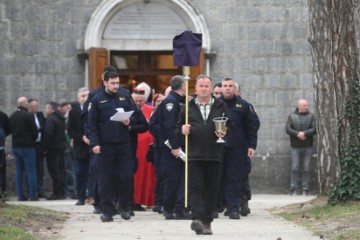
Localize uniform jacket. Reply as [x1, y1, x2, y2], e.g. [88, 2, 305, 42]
[68, 104, 89, 160]
[177, 97, 230, 162]
[9, 106, 38, 148]
[42, 111, 66, 151]
[149, 107, 160, 147]
[157, 91, 185, 149]
[286, 108, 316, 148]
[87, 88, 137, 147]
[222, 96, 258, 150]
[0, 110, 10, 147]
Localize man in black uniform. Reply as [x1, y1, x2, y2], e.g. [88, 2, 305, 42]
[221, 78, 258, 219]
[157, 75, 188, 219]
[87, 70, 137, 222]
[179, 75, 230, 235]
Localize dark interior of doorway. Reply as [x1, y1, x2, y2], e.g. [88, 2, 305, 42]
[110, 50, 182, 101]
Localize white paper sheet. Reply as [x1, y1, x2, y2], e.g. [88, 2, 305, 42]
[110, 109, 134, 121]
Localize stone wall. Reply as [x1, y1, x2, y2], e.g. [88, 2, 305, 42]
[0, 0, 318, 194]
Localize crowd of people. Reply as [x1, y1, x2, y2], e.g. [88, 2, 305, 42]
[0, 64, 317, 235]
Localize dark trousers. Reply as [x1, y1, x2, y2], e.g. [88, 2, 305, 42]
[0, 149, 6, 193]
[189, 161, 222, 224]
[223, 147, 246, 212]
[241, 157, 252, 200]
[96, 143, 134, 216]
[90, 153, 101, 210]
[34, 143, 44, 194]
[153, 147, 164, 206]
[64, 150, 76, 197]
[46, 149, 65, 196]
[161, 148, 185, 213]
[75, 158, 90, 201]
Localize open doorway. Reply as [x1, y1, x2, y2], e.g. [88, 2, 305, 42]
[110, 51, 182, 96]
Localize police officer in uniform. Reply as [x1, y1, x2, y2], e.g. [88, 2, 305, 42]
[220, 78, 258, 219]
[157, 75, 188, 219]
[87, 70, 137, 222]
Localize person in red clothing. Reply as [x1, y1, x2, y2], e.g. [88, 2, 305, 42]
[132, 87, 156, 210]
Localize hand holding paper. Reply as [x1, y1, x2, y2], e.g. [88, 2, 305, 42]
[110, 108, 134, 121]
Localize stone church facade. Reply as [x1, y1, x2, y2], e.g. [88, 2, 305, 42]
[0, 0, 317, 193]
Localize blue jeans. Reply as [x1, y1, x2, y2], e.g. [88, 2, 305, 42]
[0, 149, 6, 193]
[74, 158, 90, 201]
[290, 147, 313, 191]
[12, 148, 37, 199]
[35, 143, 44, 194]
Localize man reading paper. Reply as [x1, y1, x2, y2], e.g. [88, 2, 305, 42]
[87, 70, 138, 222]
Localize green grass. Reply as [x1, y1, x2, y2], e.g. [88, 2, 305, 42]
[0, 226, 36, 240]
[273, 196, 360, 240]
[0, 202, 68, 240]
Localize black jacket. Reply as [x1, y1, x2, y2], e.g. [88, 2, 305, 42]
[177, 97, 230, 162]
[68, 104, 89, 160]
[87, 88, 137, 147]
[43, 111, 66, 151]
[286, 109, 316, 148]
[0, 110, 10, 147]
[9, 106, 38, 148]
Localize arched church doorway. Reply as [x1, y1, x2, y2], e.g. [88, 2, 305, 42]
[85, 0, 210, 96]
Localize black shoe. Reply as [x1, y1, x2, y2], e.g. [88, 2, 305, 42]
[212, 212, 219, 219]
[203, 223, 213, 235]
[133, 204, 146, 211]
[100, 214, 113, 222]
[75, 200, 85, 205]
[174, 211, 191, 220]
[152, 205, 164, 213]
[240, 198, 250, 216]
[18, 197, 28, 201]
[224, 210, 229, 216]
[120, 211, 131, 220]
[164, 211, 174, 220]
[190, 219, 205, 235]
[29, 197, 39, 201]
[46, 194, 62, 200]
[129, 210, 135, 216]
[37, 193, 46, 198]
[229, 212, 240, 219]
[93, 208, 102, 214]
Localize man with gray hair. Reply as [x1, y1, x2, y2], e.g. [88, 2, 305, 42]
[157, 75, 189, 219]
[68, 87, 91, 205]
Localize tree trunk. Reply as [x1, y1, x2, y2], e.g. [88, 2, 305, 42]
[308, 0, 357, 195]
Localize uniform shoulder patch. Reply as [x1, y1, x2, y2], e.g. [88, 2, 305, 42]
[236, 103, 242, 108]
[166, 103, 174, 111]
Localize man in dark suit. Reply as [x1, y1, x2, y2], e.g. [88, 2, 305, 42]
[0, 110, 10, 194]
[43, 101, 67, 200]
[28, 99, 46, 198]
[68, 87, 90, 205]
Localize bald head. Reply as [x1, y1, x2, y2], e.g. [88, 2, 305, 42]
[17, 96, 28, 109]
[297, 99, 309, 113]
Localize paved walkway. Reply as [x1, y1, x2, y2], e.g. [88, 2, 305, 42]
[9, 194, 320, 240]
